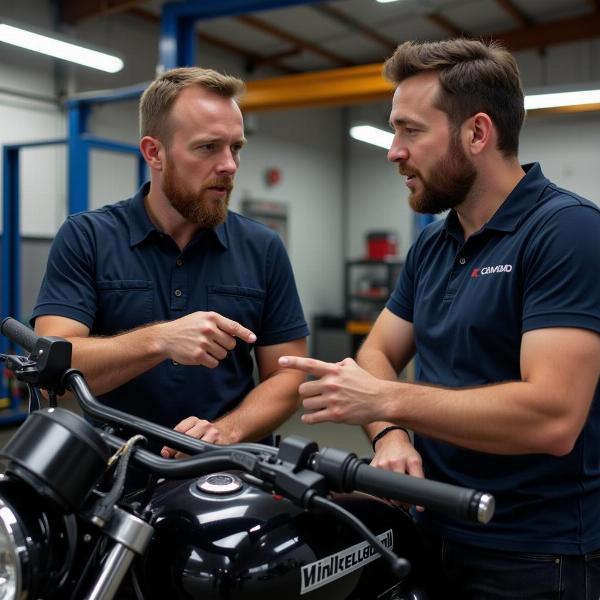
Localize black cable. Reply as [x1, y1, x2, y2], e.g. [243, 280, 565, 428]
[310, 495, 411, 578]
[91, 435, 147, 525]
[27, 384, 41, 413]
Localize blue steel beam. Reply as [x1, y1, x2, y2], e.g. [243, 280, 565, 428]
[159, 0, 323, 70]
[1, 147, 20, 340]
[68, 102, 91, 215]
[1, 139, 66, 422]
[83, 136, 140, 155]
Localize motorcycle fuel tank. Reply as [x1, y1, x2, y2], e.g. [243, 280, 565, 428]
[138, 472, 426, 600]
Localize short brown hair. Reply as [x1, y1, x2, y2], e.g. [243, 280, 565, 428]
[139, 67, 246, 144]
[383, 39, 525, 156]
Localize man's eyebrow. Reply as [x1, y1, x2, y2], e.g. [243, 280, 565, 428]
[189, 136, 247, 146]
[389, 117, 425, 128]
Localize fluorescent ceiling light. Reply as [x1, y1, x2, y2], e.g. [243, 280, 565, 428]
[376, 0, 406, 3]
[0, 20, 124, 73]
[524, 89, 600, 110]
[350, 125, 394, 149]
[352, 88, 600, 149]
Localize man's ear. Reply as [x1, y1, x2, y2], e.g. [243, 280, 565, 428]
[465, 112, 493, 156]
[140, 136, 164, 171]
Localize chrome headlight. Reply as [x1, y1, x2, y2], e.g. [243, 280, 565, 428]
[0, 498, 26, 600]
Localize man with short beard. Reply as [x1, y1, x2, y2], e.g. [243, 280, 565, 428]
[279, 39, 600, 598]
[31, 67, 308, 453]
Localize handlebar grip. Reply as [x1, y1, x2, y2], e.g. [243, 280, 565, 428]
[353, 462, 494, 524]
[1, 317, 39, 353]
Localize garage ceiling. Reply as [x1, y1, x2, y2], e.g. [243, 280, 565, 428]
[60, 0, 600, 76]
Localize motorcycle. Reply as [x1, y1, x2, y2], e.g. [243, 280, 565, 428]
[0, 317, 494, 599]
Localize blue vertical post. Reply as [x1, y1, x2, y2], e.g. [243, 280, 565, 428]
[68, 101, 90, 215]
[1, 146, 20, 409]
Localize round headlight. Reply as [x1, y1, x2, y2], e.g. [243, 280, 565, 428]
[0, 499, 26, 600]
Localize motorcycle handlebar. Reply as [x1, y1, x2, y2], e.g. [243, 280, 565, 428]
[354, 462, 493, 523]
[1, 317, 38, 352]
[312, 446, 494, 524]
[1, 318, 495, 525]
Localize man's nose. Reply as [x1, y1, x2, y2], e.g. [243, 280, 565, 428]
[387, 136, 408, 163]
[217, 148, 238, 174]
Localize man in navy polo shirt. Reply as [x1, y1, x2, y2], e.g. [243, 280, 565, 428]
[280, 39, 600, 598]
[32, 67, 308, 452]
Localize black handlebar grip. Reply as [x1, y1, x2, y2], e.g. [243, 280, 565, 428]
[1, 317, 39, 353]
[353, 463, 494, 524]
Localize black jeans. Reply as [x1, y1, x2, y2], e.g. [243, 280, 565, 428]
[419, 529, 600, 599]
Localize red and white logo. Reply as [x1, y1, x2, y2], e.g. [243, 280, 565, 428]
[471, 264, 512, 278]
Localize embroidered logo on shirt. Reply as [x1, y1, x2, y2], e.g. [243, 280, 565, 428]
[471, 264, 513, 278]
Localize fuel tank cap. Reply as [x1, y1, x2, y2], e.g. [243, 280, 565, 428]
[196, 472, 243, 495]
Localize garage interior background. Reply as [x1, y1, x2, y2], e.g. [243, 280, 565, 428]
[1, 0, 600, 453]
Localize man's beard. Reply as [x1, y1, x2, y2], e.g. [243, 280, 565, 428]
[402, 132, 476, 214]
[162, 158, 233, 228]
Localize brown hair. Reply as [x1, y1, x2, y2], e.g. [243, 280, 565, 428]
[383, 39, 524, 156]
[139, 67, 246, 144]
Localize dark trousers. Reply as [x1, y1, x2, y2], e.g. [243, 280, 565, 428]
[419, 528, 600, 599]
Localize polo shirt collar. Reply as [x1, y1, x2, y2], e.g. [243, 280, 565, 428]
[444, 162, 550, 238]
[128, 183, 156, 247]
[127, 182, 229, 249]
[213, 220, 229, 249]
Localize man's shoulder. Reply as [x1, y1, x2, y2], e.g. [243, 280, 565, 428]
[225, 210, 283, 243]
[63, 198, 132, 237]
[539, 183, 600, 215]
[65, 197, 130, 226]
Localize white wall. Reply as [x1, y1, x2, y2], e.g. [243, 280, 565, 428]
[0, 1, 66, 235]
[0, 1, 345, 333]
[346, 42, 600, 259]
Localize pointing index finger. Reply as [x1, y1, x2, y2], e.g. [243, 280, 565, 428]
[278, 356, 339, 377]
[216, 314, 256, 343]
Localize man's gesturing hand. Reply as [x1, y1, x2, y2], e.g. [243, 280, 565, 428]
[278, 356, 387, 425]
[158, 311, 256, 368]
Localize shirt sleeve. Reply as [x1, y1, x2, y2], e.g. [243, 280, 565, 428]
[522, 204, 600, 334]
[30, 217, 98, 329]
[386, 240, 417, 323]
[255, 234, 309, 346]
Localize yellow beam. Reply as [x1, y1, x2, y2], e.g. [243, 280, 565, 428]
[242, 63, 600, 115]
[528, 103, 600, 116]
[242, 63, 394, 112]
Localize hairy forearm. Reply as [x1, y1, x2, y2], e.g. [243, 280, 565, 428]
[380, 379, 578, 456]
[214, 369, 304, 443]
[67, 325, 165, 395]
[357, 345, 408, 440]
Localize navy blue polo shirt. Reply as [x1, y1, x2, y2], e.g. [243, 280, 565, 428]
[32, 183, 308, 430]
[387, 163, 600, 554]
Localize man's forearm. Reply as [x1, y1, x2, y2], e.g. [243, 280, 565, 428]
[379, 379, 582, 456]
[214, 370, 304, 443]
[357, 345, 409, 441]
[67, 324, 165, 395]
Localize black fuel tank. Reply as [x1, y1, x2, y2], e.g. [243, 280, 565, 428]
[138, 472, 427, 600]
